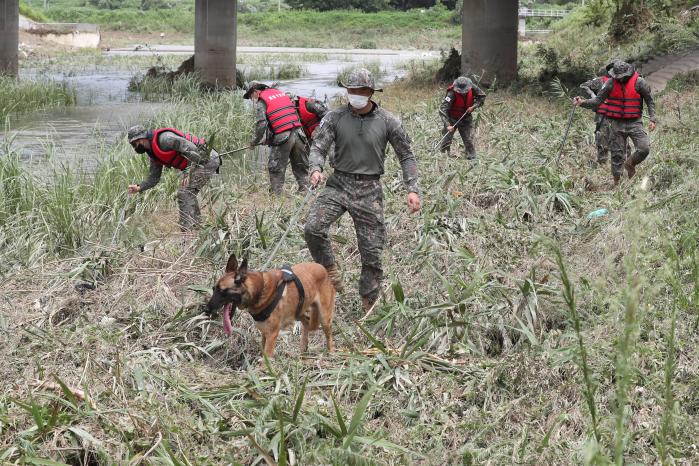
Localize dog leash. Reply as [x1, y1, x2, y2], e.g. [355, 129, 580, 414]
[261, 185, 317, 270]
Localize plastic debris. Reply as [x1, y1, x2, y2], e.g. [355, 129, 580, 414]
[587, 208, 608, 219]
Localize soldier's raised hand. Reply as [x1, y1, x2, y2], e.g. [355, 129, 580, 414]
[649, 121, 657, 132]
[127, 184, 141, 194]
[573, 96, 584, 106]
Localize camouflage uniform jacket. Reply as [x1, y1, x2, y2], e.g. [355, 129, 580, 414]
[439, 84, 486, 126]
[251, 98, 294, 147]
[138, 131, 210, 192]
[309, 102, 419, 194]
[581, 76, 657, 123]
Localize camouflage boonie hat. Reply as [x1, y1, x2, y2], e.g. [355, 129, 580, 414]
[339, 68, 383, 92]
[243, 80, 269, 99]
[127, 125, 148, 144]
[609, 61, 634, 80]
[452, 76, 473, 94]
[605, 59, 620, 72]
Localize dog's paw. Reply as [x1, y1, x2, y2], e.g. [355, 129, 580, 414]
[293, 321, 302, 335]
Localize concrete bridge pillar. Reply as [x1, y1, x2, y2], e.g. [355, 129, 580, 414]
[462, 0, 518, 85]
[0, 0, 19, 76]
[195, 0, 237, 88]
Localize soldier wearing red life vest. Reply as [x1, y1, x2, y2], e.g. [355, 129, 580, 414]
[579, 61, 617, 167]
[126, 125, 220, 231]
[575, 61, 656, 186]
[244, 81, 309, 194]
[438, 76, 486, 159]
[293, 95, 328, 139]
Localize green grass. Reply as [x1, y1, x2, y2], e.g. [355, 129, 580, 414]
[0, 76, 76, 119]
[43, 7, 460, 49]
[19, 1, 50, 22]
[1, 63, 699, 464]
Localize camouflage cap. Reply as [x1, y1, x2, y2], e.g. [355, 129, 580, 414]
[243, 80, 269, 99]
[609, 61, 634, 80]
[127, 125, 148, 143]
[452, 76, 473, 94]
[339, 68, 383, 92]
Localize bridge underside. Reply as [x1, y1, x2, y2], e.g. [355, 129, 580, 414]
[3, 0, 519, 88]
[0, 0, 19, 76]
[462, 0, 519, 86]
[195, 0, 237, 88]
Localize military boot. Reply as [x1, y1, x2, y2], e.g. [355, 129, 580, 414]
[325, 264, 344, 292]
[624, 159, 636, 179]
[362, 296, 377, 314]
[612, 174, 621, 188]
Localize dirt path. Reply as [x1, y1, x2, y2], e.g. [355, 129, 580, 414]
[641, 48, 699, 92]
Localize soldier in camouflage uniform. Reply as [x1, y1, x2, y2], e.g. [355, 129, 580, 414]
[304, 68, 421, 312]
[575, 61, 657, 185]
[580, 65, 614, 165]
[244, 81, 309, 194]
[127, 125, 220, 231]
[439, 76, 486, 159]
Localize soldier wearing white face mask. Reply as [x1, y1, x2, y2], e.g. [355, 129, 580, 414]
[304, 68, 421, 312]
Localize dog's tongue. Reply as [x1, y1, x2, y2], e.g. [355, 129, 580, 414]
[223, 303, 233, 336]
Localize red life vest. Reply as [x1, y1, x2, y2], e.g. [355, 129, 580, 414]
[296, 97, 320, 138]
[446, 84, 474, 119]
[595, 76, 612, 115]
[598, 72, 643, 120]
[259, 89, 302, 135]
[147, 128, 205, 170]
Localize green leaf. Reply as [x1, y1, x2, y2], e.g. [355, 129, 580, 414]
[331, 394, 347, 436]
[353, 435, 426, 459]
[187, 284, 213, 295]
[392, 280, 405, 304]
[22, 458, 71, 466]
[69, 426, 103, 448]
[292, 377, 308, 423]
[354, 320, 387, 354]
[343, 386, 376, 449]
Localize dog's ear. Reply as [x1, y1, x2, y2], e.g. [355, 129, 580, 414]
[239, 257, 249, 277]
[225, 254, 238, 273]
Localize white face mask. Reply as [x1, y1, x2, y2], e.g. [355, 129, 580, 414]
[347, 93, 370, 109]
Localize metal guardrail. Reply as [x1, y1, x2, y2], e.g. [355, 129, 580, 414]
[518, 8, 568, 18]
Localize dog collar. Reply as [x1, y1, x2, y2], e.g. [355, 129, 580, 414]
[252, 265, 305, 322]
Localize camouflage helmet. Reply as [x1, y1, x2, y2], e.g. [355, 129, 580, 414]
[339, 68, 383, 92]
[243, 80, 269, 99]
[452, 76, 473, 94]
[605, 59, 620, 72]
[127, 125, 148, 144]
[609, 61, 634, 80]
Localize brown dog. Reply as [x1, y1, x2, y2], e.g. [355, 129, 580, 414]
[207, 254, 336, 358]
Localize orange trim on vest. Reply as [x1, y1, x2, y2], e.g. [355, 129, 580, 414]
[149, 128, 204, 170]
[297, 97, 320, 138]
[259, 89, 302, 135]
[446, 84, 474, 120]
[599, 72, 643, 120]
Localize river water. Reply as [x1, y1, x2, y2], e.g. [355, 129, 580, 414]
[2, 46, 438, 168]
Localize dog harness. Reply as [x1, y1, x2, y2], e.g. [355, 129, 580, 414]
[252, 265, 306, 322]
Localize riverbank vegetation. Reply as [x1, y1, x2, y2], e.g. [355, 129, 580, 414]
[0, 76, 76, 119]
[2, 58, 699, 462]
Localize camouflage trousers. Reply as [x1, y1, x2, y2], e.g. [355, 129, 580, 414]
[440, 117, 475, 158]
[268, 128, 309, 194]
[177, 152, 220, 231]
[609, 118, 650, 178]
[594, 115, 612, 164]
[304, 173, 385, 301]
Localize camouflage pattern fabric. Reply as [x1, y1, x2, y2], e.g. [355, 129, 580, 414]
[252, 98, 310, 194]
[177, 153, 220, 230]
[440, 120, 475, 158]
[304, 173, 385, 301]
[268, 128, 309, 194]
[594, 115, 613, 164]
[340, 67, 383, 91]
[609, 119, 650, 177]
